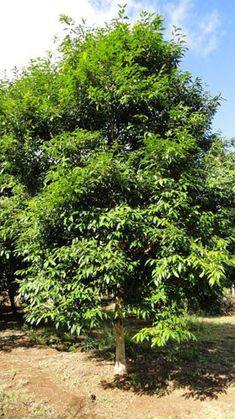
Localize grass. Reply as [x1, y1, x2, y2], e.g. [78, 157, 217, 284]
[23, 324, 81, 351]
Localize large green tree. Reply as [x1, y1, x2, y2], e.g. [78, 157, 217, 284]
[0, 9, 234, 374]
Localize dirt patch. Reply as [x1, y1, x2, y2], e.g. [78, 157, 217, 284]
[0, 341, 93, 418]
[0, 309, 235, 418]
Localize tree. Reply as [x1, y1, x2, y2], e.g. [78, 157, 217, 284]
[203, 139, 235, 297]
[0, 52, 68, 309]
[0, 58, 58, 311]
[1, 9, 234, 374]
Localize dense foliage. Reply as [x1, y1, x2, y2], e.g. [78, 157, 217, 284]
[0, 9, 234, 357]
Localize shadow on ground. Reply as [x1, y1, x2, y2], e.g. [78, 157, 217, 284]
[0, 306, 35, 352]
[1, 304, 235, 401]
[96, 320, 235, 401]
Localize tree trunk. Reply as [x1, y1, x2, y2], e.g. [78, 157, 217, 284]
[6, 273, 17, 314]
[114, 294, 127, 375]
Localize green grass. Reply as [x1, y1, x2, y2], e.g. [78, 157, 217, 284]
[23, 324, 81, 351]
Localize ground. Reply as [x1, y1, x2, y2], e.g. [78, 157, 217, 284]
[0, 304, 235, 418]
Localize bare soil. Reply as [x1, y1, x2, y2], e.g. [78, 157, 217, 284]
[0, 306, 235, 418]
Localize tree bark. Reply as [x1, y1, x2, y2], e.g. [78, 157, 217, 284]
[7, 274, 17, 314]
[114, 297, 127, 376]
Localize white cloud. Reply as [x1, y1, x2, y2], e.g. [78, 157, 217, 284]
[87, 0, 157, 22]
[0, 0, 120, 71]
[0, 0, 222, 73]
[0, 0, 159, 72]
[164, 0, 222, 56]
[197, 10, 221, 55]
[165, 0, 190, 29]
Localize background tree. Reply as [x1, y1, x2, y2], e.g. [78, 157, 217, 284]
[0, 58, 58, 310]
[203, 139, 235, 296]
[0, 9, 234, 375]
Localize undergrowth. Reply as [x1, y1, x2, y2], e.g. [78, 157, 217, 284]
[23, 316, 208, 362]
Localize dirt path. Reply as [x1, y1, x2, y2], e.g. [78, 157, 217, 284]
[0, 311, 235, 418]
[0, 330, 95, 417]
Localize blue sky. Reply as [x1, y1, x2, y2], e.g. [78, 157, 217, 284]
[161, 0, 235, 140]
[0, 0, 233, 138]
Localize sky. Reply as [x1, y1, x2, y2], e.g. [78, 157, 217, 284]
[0, 0, 234, 139]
